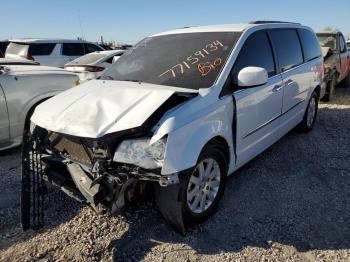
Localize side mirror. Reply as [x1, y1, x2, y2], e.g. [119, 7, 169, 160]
[238, 66, 268, 87]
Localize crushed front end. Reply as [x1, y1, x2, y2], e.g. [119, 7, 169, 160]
[21, 125, 176, 230]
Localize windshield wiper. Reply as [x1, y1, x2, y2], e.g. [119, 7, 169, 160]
[98, 75, 114, 80]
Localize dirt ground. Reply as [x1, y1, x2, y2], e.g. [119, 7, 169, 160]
[0, 86, 350, 262]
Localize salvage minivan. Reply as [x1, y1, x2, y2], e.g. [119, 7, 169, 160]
[22, 22, 324, 233]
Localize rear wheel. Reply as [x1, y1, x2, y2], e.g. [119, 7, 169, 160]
[156, 144, 228, 234]
[298, 91, 318, 132]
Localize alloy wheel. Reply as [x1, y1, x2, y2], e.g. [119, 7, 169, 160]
[307, 96, 317, 127]
[186, 158, 221, 214]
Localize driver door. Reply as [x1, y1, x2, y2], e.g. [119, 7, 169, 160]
[339, 34, 349, 80]
[0, 82, 9, 143]
[230, 30, 284, 167]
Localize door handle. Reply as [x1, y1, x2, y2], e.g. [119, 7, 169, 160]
[272, 84, 283, 92]
[285, 79, 294, 86]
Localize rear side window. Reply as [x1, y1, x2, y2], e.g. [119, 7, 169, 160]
[62, 43, 85, 56]
[270, 29, 303, 72]
[298, 29, 322, 62]
[105, 53, 123, 63]
[85, 43, 103, 53]
[105, 56, 114, 63]
[28, 43, 56, 56]
[232, 30, 276, 83]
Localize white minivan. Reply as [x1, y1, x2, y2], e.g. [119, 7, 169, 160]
[23, 22, 324, 233]
[5, 39, 104, 67]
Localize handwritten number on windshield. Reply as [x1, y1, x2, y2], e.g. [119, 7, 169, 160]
[159, 40, 224, 79]
[198, 58, 222, 76]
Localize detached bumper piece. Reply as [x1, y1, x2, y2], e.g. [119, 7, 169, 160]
[156, 183, 186, 235]
[21, 132, 47, 231]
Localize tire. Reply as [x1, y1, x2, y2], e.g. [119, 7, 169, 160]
[155, 143, 228, 234]
[323, 74, 336, 102]
[298, 91, 318, 132]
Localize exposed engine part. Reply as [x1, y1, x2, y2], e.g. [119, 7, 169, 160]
[21, 122, 181, 230]
[110, 176, 137, 214]
[67, 163, 103, 206]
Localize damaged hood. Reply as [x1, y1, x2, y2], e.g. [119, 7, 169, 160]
[31, 80, 197, 138]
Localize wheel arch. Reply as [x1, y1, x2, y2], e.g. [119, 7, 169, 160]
[23, 96, 53, 130]
[205, 136, 230, 166]
[314, 85, 321, 98]
[162, 123, 234, 176]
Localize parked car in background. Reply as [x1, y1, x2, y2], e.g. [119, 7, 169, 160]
[23, 22, 324, 233]
[98, 44, 113, 50]
[347, 40, 350, 50]
[0, 41, 9, 58]
[317, 32, 350, 101]
[119, 44, 133, 50]
[0, 58, 39, 65]
[0, 65, 79, 151]
[5, 39, 104, 68]
[64, 50, 125, 81]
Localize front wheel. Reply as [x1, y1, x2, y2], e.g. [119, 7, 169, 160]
[298, 91, 319, 132]
[156, 144, 228, 234]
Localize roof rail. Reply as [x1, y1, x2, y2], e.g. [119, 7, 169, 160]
[249, 20, 300, 25]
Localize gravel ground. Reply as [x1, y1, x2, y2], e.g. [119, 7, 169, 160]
[0, 86, 350, 262]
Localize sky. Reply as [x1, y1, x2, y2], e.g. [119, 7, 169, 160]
[1, 0, 349, 44]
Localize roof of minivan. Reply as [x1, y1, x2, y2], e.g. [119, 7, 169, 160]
[8, 38, 95, 44]
[152, 23, 309, 36]
[153, 24, 254, 36]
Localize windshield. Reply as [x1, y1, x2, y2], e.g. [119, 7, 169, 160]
[101, 32, 241, 89]
[317, 35, 337, 51]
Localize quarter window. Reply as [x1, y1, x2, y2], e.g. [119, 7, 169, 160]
[298, 29, 322, 62]
[232, 30, 276, 84]
[270, 29, 303, 72]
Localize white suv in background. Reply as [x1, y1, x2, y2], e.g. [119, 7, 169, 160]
[5, 39, 104, 67]
[23, 22, 324, 233]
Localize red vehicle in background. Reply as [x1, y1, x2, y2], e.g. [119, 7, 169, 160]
[317, 31, 350, 101]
